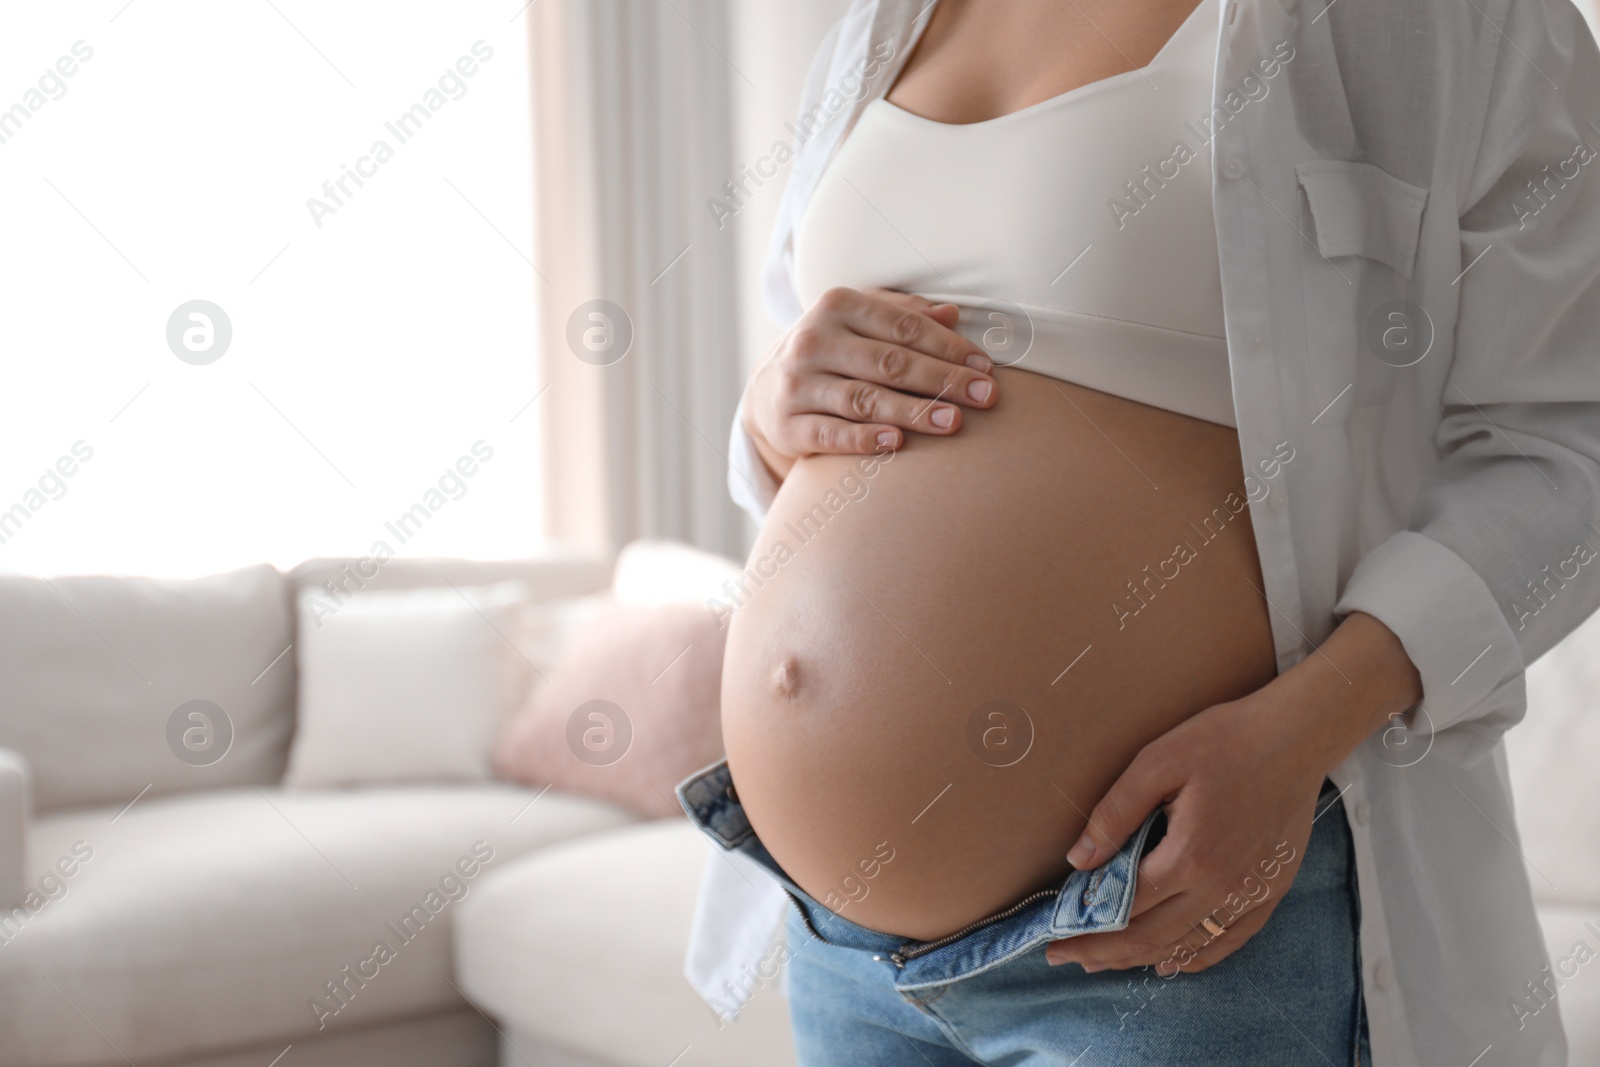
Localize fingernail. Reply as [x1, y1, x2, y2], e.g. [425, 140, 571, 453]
[1081, 962, 1106, 974]
[967, 379, 992, 402]
[965, 353, 992, 372]
[930, 405, 955, 429]
[1067, 836, 1094, 868]
[876, 431, 897, 448]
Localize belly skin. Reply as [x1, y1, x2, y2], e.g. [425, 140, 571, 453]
[719, 367, 1277, 941]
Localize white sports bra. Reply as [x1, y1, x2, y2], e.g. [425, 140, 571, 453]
[792, 0, 1235, 427]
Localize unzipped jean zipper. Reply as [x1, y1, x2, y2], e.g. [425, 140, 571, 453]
[879, 886, 1064, 968]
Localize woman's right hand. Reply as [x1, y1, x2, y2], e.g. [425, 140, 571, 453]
[742, 287, 999, 483]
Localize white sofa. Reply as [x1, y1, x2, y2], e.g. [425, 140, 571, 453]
[3, 551, 1596, 1067]
[0, 554, 657, 1067]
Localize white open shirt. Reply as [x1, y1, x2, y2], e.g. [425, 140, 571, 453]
[689, 1, 1600, 1064]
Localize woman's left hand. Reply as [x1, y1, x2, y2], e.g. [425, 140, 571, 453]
[1044, 610, 1422, 975]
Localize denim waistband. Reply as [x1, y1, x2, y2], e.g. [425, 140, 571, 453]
[676, 757, 1175, 991]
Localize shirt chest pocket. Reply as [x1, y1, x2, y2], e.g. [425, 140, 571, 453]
[1293, 159, 1431, 423]
[1296, 160, 1429, 278]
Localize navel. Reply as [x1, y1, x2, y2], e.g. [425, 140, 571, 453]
[773, 656, 802, 699]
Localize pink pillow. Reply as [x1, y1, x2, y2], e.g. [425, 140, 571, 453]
[491, 599, 727, 817]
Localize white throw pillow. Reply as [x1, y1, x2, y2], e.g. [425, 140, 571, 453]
[285, 581, 540, 788]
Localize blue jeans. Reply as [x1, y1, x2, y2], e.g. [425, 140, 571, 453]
[679, 763, 1370, 1066]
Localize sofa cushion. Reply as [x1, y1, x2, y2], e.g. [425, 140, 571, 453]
[610, 540, 742, 608]
[454, 820, 796, 1067]
[0, 784, 637, 1067]
[284, 581, 538, 789]
[0, 564, 295, 814]
[492, 600, 728, 818]
[110, 1009, 497, 1067]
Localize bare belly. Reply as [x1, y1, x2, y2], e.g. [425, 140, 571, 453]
[719, 367, 1279, 941]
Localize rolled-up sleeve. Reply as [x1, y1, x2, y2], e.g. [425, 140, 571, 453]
[1333, 0, 1600, 764]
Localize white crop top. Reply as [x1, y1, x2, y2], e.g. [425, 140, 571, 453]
[792, 0, 1236, 427]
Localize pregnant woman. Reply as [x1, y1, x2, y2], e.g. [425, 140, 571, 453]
[677, 0, 1600, 1064]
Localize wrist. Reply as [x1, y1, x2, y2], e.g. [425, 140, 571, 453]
[1258, 610, 1423, 778]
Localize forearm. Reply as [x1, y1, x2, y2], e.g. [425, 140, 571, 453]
[1262, 609, 1424, 779]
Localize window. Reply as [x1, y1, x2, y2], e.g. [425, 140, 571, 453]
[0, 0, 542, 578]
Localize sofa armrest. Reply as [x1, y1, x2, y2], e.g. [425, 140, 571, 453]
[0, 747, 29, 909]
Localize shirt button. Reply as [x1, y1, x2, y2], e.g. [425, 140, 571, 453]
[1268, 493, 1286, 513]
[1355, 800, 1372, 825]
[1249, 327, 1267, 349]
[1222, 159, 1246, 180]
[1374, 960, 1395, 990]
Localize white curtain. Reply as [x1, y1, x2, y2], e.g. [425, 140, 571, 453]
[529, 0, 744, 558]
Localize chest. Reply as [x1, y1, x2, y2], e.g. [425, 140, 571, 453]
[885, 0, 1212, 125]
